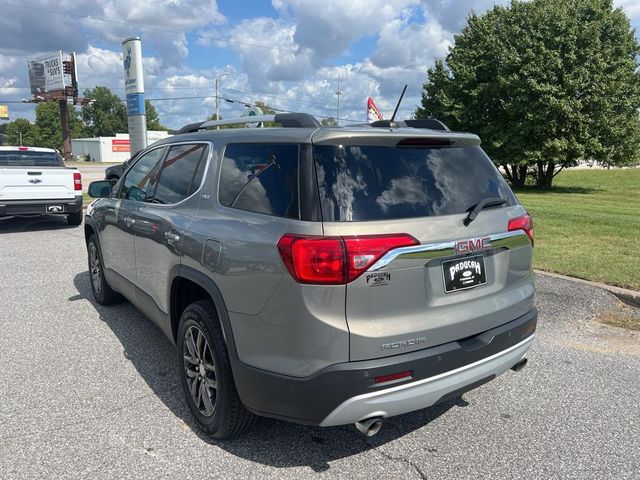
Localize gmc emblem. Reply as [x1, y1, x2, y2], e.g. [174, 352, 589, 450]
[454, 237, 492, 255]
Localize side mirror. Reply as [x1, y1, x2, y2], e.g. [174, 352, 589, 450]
[88, 180, 113, 198]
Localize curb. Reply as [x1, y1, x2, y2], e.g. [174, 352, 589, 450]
[535, 270, 640, 308]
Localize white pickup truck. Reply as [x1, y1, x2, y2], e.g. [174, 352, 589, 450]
[0, 146, 83, 225]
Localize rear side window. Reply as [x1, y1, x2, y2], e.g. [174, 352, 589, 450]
[0, 150, 62, 167]
[152, 144, 208, 204]
[219, 143, 299, 219]
[314, 145, 516, 222]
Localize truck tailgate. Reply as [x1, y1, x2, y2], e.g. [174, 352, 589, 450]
[0, 168, 78, 201]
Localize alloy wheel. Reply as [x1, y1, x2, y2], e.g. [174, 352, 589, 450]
[89, 243, 102, 294]
[183, 325, 218, 417]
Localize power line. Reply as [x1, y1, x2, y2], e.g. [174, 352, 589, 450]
[0, 93, 356, 123]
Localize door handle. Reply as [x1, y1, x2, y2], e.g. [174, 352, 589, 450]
[165, 232, 180, 244]
[123, 216, 135, 227]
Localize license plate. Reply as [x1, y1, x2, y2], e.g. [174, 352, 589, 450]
[442, 254, 487, 293]
[46, 205, 64, 213]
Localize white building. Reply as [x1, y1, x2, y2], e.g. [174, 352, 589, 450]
[71, 131, 170, 163]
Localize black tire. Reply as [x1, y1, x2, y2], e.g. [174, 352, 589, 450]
[67, 211, 83, 226]
[87, 235, 122, 305]
[177, 300, 256, 439]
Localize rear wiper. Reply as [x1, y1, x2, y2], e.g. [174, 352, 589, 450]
[229, 154, 280, 208]
[463, 197, 507, 226]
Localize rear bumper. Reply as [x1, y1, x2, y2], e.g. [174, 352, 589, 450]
[233, 308, 537, 426]
[0, 195, 83, 216]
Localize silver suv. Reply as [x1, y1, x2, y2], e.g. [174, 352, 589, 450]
[85, 113, 536, 438]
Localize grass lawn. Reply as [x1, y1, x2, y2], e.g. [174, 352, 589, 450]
[515, 168, 640, 290]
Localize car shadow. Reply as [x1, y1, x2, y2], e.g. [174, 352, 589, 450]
[0, 215, 77, 233]
[73, 271, 466, 471]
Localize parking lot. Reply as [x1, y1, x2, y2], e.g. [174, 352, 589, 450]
[0, 215, 639, 479]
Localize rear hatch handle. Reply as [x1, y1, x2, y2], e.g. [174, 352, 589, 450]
[463, 197, 506, 226]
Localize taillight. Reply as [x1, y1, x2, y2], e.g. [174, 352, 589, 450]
[277, 233, 418, 285]
[18, 147, 29, 151]
[73, 171, 82, 191]
[508, 213, 534, 246]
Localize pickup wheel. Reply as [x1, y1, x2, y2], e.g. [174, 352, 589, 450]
[88, 235, 122, 305]
[67, 211, 83, 226]
[177, 300, 256, 439]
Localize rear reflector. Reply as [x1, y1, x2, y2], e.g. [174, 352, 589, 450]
[277, 233, 418, 285]
[374, 370, 413, 384]
[73, 172, 82, 191]
[508, 213, 534, 246]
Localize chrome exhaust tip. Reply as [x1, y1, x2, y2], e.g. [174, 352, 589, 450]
[511, 358, 528, 372]
[355, 417, 384, 437]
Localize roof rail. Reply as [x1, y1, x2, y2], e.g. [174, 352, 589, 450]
[177, 121, 206, 134]
[369, 118, 449, 131]
[178, 112, 321, 133]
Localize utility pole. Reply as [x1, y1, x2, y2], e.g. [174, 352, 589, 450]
[215, 72, 230, 129]
[335, 75, 342, 126]
[59, 100, 71, 161]
[19, 131, 23, 146]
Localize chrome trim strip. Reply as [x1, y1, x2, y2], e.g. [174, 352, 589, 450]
[369, 230, 530, 271]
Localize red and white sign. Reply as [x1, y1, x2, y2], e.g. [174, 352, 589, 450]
[367, 97, 383, 123]
[111, 139, 130, 153]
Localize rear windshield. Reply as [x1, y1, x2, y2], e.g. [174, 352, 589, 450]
[313, 145, 516, 222]
[0, 151, 62, 167]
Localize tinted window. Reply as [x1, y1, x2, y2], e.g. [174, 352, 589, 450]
[314, 145, 516, 222]
[219, 143, 299, 219]
[0, 150, 62, 167]
[120, 148, 164, 202]
[153, 144, 207, 204]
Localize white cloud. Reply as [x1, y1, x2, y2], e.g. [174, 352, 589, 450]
[419, 0, 507, 33]
[372, 13, 451, 69]
[273, 0, 418, 57]
[228, 18, 315, 87]
[615, 0, 640, 22]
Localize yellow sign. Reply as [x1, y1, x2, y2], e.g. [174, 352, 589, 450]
[0, 105, 8, 120]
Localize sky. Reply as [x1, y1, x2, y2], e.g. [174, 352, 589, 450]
[0, 0, 639, 130]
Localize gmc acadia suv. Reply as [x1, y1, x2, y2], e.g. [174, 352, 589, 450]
[85, 113, 536, 438]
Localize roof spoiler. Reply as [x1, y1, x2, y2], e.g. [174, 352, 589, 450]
[369, 118, 449, 131]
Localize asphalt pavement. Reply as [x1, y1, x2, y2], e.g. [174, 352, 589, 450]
[0, 215, 638, 479]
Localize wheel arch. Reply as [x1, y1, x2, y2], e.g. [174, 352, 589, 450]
[84, 217, 98, 246]
[169, 266, 238, 359]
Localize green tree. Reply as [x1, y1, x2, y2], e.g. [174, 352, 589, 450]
[416, 0, 640, 189]
[321, 117, 337, 126]
[145, 100, 167, 131]
[4, 118, 35, 146]
[31, 102, 82, 151]
[82, 86, 128, 137]
[254, 101, 278, 127]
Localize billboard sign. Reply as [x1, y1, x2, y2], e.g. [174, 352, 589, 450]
[123, 39, 144, 95]
[0, 105, 8, 120]
[122, 37, 147, 154]
[27, 51, 65, 94]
